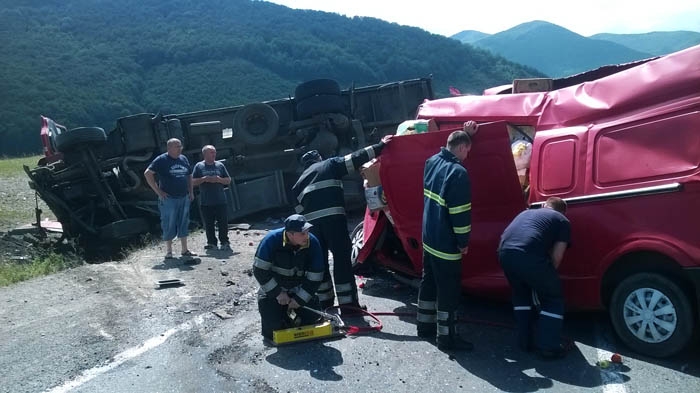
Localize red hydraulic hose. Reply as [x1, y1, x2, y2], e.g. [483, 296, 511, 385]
[330, 306, 575, 349]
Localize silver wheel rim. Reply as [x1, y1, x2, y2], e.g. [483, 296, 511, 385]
[350, 226, 364, 264]
[622, 287, 677, 343]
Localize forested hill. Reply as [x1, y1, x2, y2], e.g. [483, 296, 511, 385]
[0, 0, 541, 156]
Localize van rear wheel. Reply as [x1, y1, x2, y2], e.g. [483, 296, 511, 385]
[609, 272, 694, 358]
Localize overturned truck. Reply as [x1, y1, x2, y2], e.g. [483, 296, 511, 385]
[25, 78, 434, 240]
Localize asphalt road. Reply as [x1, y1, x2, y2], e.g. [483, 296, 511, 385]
[1, 225, 698, 393]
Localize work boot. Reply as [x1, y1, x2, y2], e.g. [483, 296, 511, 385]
[437, 312, 473, 351]
[437, 334, 474, 351]
[417, 328, 436, 341]
[416, 321, 437, 340]
[536, 344, 568, 360]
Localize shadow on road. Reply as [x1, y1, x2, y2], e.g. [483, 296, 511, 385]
[266, 342, 344, 381]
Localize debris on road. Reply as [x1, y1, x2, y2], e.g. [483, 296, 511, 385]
[156, 279, 183, 288]
[213, 309, 233, 319]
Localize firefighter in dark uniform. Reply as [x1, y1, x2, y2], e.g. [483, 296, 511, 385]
[497, 197, 571, 359]
[293, 135, 393, 309]
[417, 129, 474, 351]
[253, 214, 325, 342]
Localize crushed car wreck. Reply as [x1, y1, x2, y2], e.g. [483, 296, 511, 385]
[24, 78, 434, 240]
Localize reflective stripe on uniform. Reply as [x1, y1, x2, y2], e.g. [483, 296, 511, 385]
[423, 243, 462, 261]
[344, 154, 354, 174]
[254, 257, 273, 270]
[270, 266, 296, 277]
[540, 311, 564, 320]
[437, 325, 449, 335]
[297, 179, 343, 202]
[335, 282, 353, 292]
[416, 312, 437, 323]
[417, 300, 436, 310]
[317, 281, 333, 291]
[261, 278, 278, 292]
[317, 291, 334, 301]
[304, 207, 346, 221]
[448, 203, 471, 214]
[436, 311, 449, 321]
[305, 271, 324, 281]
[453, 225, 471, 234]
[364, 146, 376, 160]
[337, 295, 353, 305]
[514, 306, 531, 311]
[296, 288, 312, 303]
[423, 189, 446, 206]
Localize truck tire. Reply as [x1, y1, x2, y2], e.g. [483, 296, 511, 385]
[233, 103, 279, 145]
[294, 79, 341, 101]
[296, 95, 346, 120]
[56, 127, 107, 153]
[99, 218, 150, 240]
[609, 272, 695, 358]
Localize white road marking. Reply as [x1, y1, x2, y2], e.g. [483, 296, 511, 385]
[595, 324, 629, 393]
[44, 314, 207, 393]
[98, 329, 113, 340]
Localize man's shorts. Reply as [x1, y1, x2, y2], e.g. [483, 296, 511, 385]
[158, 196, 190, 241]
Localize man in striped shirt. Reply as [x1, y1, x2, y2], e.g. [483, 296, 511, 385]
[417, 128, 474, 351]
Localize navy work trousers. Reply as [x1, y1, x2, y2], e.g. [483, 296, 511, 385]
[498, 249, 564, 351]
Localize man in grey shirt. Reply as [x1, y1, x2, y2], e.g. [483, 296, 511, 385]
[192, 145, 232, 251]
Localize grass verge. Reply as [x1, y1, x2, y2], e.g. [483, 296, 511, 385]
[0, 252, 82, 287]
[0, 155, 41, 177]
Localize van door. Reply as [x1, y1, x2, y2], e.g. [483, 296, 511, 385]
[380, 121, 526, 298]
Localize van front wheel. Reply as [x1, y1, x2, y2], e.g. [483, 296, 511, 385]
[609, 272, 694, 358]
[350, 222, 364, 271]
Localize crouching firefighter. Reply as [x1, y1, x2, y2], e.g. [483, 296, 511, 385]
[253, 214, 325, 342]
[293, 135, 393, 309]
[417, 129, 474, 351]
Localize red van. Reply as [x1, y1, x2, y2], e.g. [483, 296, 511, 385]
[353, 45, 700, 357]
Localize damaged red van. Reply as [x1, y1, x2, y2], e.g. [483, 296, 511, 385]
[353, 44, 700, 357]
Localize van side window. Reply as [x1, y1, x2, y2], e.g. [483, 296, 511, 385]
[594, 112, 700, 186]
[539, 138, 577, 193]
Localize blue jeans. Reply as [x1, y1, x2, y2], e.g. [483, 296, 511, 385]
[159, 196, 190, 241]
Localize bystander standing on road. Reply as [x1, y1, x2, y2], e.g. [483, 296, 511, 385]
[144, 138, 197, 259]
[192, 145, 232, 251]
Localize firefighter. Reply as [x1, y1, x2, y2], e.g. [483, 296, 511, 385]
[253, 214, 325, 342]
[293, 135, 393, 309]
[417, 128, 474, 351]
[497, 197, 571, 359]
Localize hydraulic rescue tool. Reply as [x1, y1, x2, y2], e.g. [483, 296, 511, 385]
[272, 306, 347, 345]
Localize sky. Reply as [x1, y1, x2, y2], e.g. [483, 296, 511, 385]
[263, 0, 700, 37]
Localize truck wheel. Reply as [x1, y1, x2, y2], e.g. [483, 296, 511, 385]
[350, 222, 364, 270]
[296, 95, 346, 120]
[609, 272, 695, 358]
[56, 127, 107, 153]
[99, 218, 150, 240]
[294, 79, 341, 101]
[233, 103, 279, 145]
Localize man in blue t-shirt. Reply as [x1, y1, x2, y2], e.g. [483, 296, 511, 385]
[192, 145, 231, 251]
[498, 197, 571, 360]
[144, 138, 196, 259]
